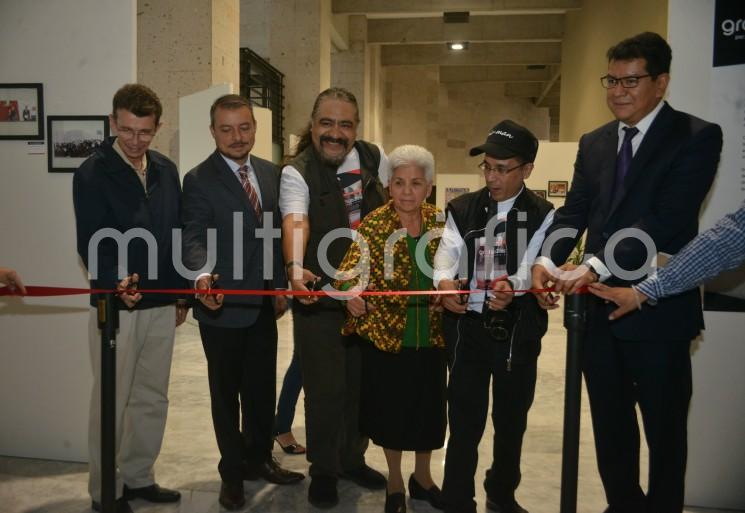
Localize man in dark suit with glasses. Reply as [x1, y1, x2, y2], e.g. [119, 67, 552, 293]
[532, 32, 723, 513]
[434, 120, 555, 513]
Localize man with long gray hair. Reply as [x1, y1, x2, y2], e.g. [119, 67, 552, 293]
[280, 87, 388, 508]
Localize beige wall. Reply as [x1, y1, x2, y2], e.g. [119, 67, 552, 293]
[138, 0, 240, 163]
[382, 65, 550, 179]
[331, 15, 369, 137]
[559, 0, 667, 141]
[268, 0, 332, 150]
[525, 141, 579, 211]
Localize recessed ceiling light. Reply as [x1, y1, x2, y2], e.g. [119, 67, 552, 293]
[447, 42, 468, 51]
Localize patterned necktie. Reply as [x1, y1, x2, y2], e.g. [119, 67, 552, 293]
[614, 126, 639, 200]
[238, 165, 262, 220]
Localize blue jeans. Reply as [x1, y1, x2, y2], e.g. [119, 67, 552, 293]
[274, 342, 302, 434]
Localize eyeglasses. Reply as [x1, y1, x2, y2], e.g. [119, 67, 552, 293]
[478, 161, 525, 176]
[600, 74, 652, 89]
[117, 127, 155, 141]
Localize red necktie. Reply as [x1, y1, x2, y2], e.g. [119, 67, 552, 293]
[238, 166, 262, 220]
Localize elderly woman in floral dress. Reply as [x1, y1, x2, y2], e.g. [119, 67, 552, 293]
[335, 145, 446, 513]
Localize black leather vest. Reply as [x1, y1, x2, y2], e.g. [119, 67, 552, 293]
[446, 187, 554, 352]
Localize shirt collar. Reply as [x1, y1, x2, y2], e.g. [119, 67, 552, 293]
[220, 153, 253, 176]
[489, 185, 524, 213]
[112, 137, 147, 171]
[618, 99, 664, 139]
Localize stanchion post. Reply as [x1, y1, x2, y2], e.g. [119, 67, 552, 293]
[97, 293, 118, 513]
[560, 292, 587, 513]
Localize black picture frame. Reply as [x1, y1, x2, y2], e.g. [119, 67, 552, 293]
[0, 83, 44, 140]
[548, 180, 568, 197]
[47, 115, 110, 173]
[533, 189, 547, 199]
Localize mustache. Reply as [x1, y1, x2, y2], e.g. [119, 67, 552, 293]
[320, 135, 348, 146]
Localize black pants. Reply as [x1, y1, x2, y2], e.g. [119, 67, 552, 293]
[442, 315, 537, 513]
[293, 300, 368, 478]
[199, 299, 277, 483]
[584, 308, 692, 513]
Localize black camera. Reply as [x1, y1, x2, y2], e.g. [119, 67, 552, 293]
[482, 307, 514, 342]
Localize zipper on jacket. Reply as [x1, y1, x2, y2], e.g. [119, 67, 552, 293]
[506, 308, 522, 372]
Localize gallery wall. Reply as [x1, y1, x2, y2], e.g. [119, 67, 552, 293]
[667, 0, 745, 508]
[559, 0, 668, 141]
[0, 0, 136, 461]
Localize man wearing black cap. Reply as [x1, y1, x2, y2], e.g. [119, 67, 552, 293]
[433, 120, 555, 513]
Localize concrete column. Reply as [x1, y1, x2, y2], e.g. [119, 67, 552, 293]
[269, 0, 331, 152]
[331, 15, 368, 137]
[138, 0, 239, 164]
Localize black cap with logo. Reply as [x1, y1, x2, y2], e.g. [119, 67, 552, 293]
[469, 119, 539, 163]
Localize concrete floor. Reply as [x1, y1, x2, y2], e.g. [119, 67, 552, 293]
[0, 309, 735, 513]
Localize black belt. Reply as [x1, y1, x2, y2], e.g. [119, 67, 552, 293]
[464, 310, 483, 321]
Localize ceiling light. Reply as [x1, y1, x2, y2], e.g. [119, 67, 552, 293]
[447, 42, 468, 51]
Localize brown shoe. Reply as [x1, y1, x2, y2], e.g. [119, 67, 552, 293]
[243, 457, 304, 485]
[219, 481, 245, 511]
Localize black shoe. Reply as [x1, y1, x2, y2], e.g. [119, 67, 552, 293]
[243, 457, 305, 485]
[91, 498, 133, 513]
[219, 481, 246, 510]
[486, 496, 529, 513]
[340, 463, 387, 490]
[408, 474, 444, 510]
[122, 483, 181, 503]
[308, 475, 339, 509]
[385, 491, 407, 513]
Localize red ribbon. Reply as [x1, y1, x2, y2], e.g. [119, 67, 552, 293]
[1, 285, 580, 298]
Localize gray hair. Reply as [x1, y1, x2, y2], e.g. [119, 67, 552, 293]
[387, 144, 435, 183]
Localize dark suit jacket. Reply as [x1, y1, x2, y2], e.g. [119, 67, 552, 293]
[546, 102, 722, 340]
[182, 150, 284, 328]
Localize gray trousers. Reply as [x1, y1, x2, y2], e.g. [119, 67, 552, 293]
[87, 305, 176, 501]
[294, 303, 368, 478]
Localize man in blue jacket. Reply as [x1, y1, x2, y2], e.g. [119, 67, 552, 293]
[73, 84, 186, 513]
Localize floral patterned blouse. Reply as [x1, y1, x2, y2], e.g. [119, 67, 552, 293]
[334, 200, 445, 353]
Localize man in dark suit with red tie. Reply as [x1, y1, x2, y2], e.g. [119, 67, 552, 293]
[182, 94, 303, 511]
[532, 33, 723, 513]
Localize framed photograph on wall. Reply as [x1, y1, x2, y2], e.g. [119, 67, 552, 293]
[47, 115, 109, 173]
[548, 180, 568, 197]
[533, 189, 547, 199]
[0, 83, 44, 140]
[445, 187, 469, 204]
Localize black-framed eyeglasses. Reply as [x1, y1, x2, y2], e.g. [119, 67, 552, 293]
[600, 74, 652, 89]
[478, 161, 525, 176]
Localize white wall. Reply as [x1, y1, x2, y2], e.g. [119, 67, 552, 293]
[179, 85, 274, 179]
[668, 0, 745, 509]
[179, 84, 234, 179]
[0, 0, 136, 462]
[526, 141, 578, 211]
[435, 141, 577, 212]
